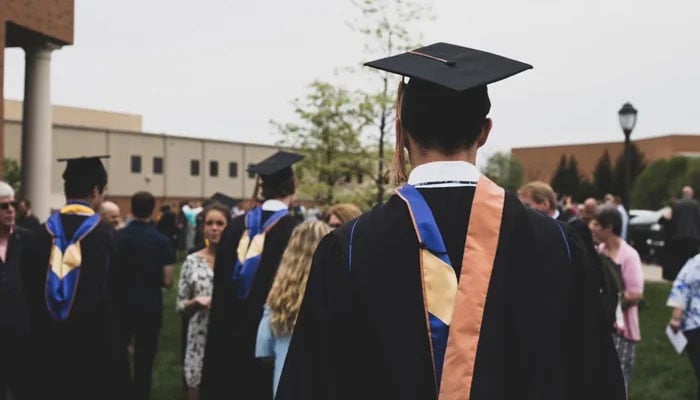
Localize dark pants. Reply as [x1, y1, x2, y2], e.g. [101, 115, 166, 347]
[120, 312, 163, 400]
[686, 328, 700, 400]
[0, 329, 27, 400]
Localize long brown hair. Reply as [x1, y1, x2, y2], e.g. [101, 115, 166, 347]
[390, 80, 409, 184]
[266, 221, 331, 337]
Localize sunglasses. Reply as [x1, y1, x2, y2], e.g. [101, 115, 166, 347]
[0, 201, 18, 211]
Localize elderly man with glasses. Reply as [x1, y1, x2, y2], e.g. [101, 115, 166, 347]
[0, 181, 33, 400]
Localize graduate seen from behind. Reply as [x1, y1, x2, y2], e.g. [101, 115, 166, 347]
[23, 156, 123, 400]
[113, 191, 175, 400]
[277, 43, 626, 400]
[202, 151, 303, 400]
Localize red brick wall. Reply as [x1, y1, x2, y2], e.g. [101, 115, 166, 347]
[3, 0, 74, 45]
[0, 23, 5, 177]
[512, 135, 700, 184]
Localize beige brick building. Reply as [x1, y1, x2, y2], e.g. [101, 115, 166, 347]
[3, 99, 279, 216]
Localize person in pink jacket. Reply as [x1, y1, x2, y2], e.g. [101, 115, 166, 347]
[590, 205, 644, 395]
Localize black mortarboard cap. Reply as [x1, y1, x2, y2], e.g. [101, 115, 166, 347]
[364, 42, 532, 92]
[210, 192, 237, 209]
[364, 43, 532, 144]
[58, 155, 109, 185]
[247, 151, 304, 185]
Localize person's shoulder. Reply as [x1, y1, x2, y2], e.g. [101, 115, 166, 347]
[279, 213, 301, 226]
[184, 252, 203, 264]
[334, 196, 402, 236]
[92, 219, 116, 237]
[14, 225, 39, 246]
[621, 240, 642, 264]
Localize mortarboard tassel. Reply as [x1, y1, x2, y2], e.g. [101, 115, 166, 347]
[390, 80, 409, 185]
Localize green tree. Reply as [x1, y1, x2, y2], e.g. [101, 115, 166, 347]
[2, 158, 21, 192]
[551, 154, 581, 197]
[550, 155, 569, 195]
[613, 142, 646, 203]
[682, 158, 700, 197]
[349, 0, 433, 204]
[593, 150, 614, 199]
[273, 81, 375, 206]
[565, 156, 582, 197]
[575, 179, 597, 203]
[482, 151, 523, 191]
[631, 156, 687, 209]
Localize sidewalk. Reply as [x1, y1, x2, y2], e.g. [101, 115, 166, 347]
[643, 264, 664, 283]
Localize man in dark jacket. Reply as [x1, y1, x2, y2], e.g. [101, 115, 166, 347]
[15, 199, 40, 232]
[664, 186, 700, 280]
[0, 181, 33, 400]
[114, 192, 174, 400]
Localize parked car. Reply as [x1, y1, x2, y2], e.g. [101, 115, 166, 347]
[628, 208, 669, 263]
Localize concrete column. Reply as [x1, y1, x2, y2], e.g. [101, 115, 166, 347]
[21, 42, 59, 221]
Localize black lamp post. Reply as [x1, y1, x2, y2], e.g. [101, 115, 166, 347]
[618, 102, 638, 209]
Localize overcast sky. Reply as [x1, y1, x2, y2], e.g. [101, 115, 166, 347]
[4, 0, 699, 165]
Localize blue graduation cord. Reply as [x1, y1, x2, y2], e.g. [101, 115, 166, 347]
[348, 217, 360, 273]
[555, 222, 572, 264]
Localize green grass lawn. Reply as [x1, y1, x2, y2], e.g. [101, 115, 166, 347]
[148, 265, 696, 399]
[631, 282, 696, 400]
[151, 259, 187, 400]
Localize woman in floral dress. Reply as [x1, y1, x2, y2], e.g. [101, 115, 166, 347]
[177, 203, 229, 400]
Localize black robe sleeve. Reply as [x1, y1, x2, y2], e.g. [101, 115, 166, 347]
[562, 223, 627, 399]
[276, 233, 354, 400]
[201, 215, 245, 397]
[203, 214, 299, 400]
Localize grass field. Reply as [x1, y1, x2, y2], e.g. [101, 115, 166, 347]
[147, 263, 697, 400]
[631, 282, 696, 400]
[151, 259, 187, 400]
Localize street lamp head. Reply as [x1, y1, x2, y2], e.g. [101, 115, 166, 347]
[618, 102, 638, 136]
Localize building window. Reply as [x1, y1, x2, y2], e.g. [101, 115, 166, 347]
[190, 160, 200, 176]
[248, 163, 256, 179]
[153, 157, 163, 174]
[229, 162, 238, 178]
[131, 155, 141, 173]
[210, 161, 219, 177]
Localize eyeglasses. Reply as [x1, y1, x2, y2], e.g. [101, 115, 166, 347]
[205, 220, 226, 227]
[0, 201, 18, 211]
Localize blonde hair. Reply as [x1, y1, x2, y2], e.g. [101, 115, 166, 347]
[518, 181, 557, 211]
[266, 220, 332, 337]
[326, 203, 362, 225]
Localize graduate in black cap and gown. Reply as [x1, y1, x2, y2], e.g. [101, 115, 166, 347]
[23, 156, 123, 400]
[202, 151, 303, 400]
[277, 43, 626, 400]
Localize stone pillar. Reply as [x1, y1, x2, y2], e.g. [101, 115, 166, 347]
[21, 42, 59, 221]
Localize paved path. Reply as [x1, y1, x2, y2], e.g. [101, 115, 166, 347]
[643, 264, 665, 283]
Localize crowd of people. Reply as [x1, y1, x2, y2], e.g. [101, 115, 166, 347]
[0, 42, 699, 400]
[516, 179, 700, 399]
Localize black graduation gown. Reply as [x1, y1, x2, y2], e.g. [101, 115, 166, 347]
[202, 211, 299, 400]
[23, 215, 122, 400]
[277, 187, 626, 400]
